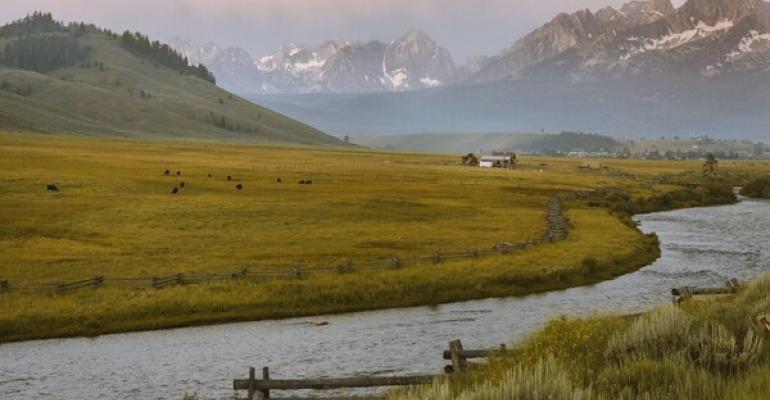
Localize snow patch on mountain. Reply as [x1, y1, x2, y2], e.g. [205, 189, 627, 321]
[622, 19, 735, 60]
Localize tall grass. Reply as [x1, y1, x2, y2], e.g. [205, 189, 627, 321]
[388, 268, 770, 400]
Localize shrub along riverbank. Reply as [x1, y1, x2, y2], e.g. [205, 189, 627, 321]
[740, 176, 770, 199]
[389, 268, 770, 400]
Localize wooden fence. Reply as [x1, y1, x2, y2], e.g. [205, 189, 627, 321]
[1, 196, 573, 294]
[671, 278, 742, 304]
[232, 339, 511, 400]
[229, 279, 754, 400]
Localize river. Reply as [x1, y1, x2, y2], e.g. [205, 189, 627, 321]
[1, 198, 769, 400]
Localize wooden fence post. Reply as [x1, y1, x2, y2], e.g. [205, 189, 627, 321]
[262, 367, 270, 399]
[232, 267, 248, 279]
[448, 339, 467, 373]
[433, 252, 441, 263]
[248, 367, 256, 400]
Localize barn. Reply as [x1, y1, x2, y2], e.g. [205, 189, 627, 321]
[479, 154, 517, 169]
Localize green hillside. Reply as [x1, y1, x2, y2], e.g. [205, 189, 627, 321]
[0, 13, 341, 145]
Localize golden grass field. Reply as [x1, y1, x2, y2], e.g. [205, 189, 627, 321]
[0, 132, 766, 342]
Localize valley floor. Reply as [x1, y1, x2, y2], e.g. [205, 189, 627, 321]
[0, 132, 763, 343]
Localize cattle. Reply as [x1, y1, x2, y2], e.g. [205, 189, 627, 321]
[306, 180, 313, 185]
[164, 170, 170, 176]
[236, 184, 243, 190]
[46, 184, 59, 192]
[171, 187, 179, 194]
[227, 176, 232, 181]
[176, 171, 181, 176]
[299, 180, 306, 185]
[276, 178, 282, 183]
[208, 173, 212, 178]
[180, 182, 185, 188]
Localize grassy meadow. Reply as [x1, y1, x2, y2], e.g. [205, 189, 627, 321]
[0, 132, 764, 342]
[388, 269, 770, 400]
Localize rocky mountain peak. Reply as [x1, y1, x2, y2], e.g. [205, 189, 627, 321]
[680, 0, 764, 24]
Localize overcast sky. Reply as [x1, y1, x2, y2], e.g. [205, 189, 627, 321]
[2, 0, 687, 63]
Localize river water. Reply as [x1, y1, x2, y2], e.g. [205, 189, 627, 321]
[1, 198, 769, 400]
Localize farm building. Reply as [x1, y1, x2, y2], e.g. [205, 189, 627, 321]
[479, 153, 517, 169]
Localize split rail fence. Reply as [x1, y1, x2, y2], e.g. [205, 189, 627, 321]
[1, 195, 579, 294]
[230, 278, 756, 400]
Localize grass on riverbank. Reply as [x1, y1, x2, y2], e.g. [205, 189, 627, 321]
[740, 176, 770, 199]
[0, 132, 757, 342]
[388, 268, 770, 400]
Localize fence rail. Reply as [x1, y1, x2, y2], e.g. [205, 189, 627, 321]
[57, 276, 104, 293]
[671, 278, 743, 304]
[1, 195, 580, 294]
[232, 339, 506, 400]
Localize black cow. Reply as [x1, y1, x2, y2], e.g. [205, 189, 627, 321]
[46, 184, 59, 192]
[227, 176, 232, 181]
[236, 184, 243, 190]
[164, 170, 170, 176]
[306, 180, 313, 185]
[299, 180, 306, 185]
[208, 173, 212, 178]
[276, 178, 282, 183]
[176, 171, 181, 176]
[171, 187, 179, 194]
[180, 182, 185, 188]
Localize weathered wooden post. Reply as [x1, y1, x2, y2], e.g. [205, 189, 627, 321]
[232, 267, 248, 279]
[262, 367, 270, 399]
[433, 252, 441, 264]
[248, 367, 256, 400]
[448, 339, 467, 373]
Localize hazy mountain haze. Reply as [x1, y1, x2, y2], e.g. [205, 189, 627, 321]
[1, 0, 686, 63]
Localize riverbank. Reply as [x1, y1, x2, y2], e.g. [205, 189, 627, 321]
[389, 267, 770, 400]
[0, 133, 753, 343]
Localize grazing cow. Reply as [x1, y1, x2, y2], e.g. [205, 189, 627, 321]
[180, 182, 185, 188]
[236, 184, 243, 190]
[164, 170, 170, 176]
[208, 173, 212, 178]
[46, 184, 59, 192]
[306, 180, 313, 185]
[176, 171, 181, 176]
[299, 180, 306, 185]
[171, 187, 179, 194]
[276, 178, 282, 183]
[227, 176, 232, 181]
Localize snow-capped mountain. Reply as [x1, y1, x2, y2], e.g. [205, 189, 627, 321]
[169, 31, 458, 94]
[472, 0, 770, 82]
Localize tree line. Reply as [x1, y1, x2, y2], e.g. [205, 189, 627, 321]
[0, 12, 216, 84]
[118, 31, 216, 84]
